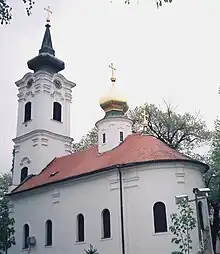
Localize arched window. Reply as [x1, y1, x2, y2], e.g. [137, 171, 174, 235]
[24, 102, 32, 122]
[20, 167, 28, 183]
[76, 214, 84, 242]
[53, 102, 62, 122]
[102, 133, 106, 144]
[102, 209, 111, 239]
[153, 202, 168, 233]
[23, 224, 29, 249]
[45, 220, 52, 246]
[120, 131, 124, 142]
[198, 201, 204, 231]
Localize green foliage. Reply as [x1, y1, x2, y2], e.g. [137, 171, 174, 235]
[73, 127, 98, 152]
[74, 102, 210, 154]
[84, 244, 99, 254]
[204, 118, 220, 252]
[127, 102, 211, 155]
[0, 173, 15, 252]
[0, 0, 34, 25]
[170, 200, 197, 254]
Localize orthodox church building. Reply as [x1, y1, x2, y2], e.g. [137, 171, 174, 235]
[8, 20, 212, 254]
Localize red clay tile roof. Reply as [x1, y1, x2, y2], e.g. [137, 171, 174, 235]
[11, 134, 207, 194]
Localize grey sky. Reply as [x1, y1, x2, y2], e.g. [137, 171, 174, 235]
[1, 0, 220, 173]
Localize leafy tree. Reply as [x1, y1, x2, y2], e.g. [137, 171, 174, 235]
[74, 102, 211, 154]
[0, 0, 34, 24]
[10, 149, 15, 175]
[204, 119, 220, 253]
[0, 173, 15, 254]
[170, 200, 197, 254]
[0, 0, 173, 25]
[73, 127, 98, 152]
[128, 102, 211, 155]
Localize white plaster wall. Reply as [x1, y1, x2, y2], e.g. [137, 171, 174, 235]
[9, 171, 122, 254]
[12, 131, 73, 186]
[15, 71, 74, 138]
[8, 161, 209, 254]
[122, 162, 207, 254]
[12, 71, 75, 186]
[96, 117, 132, 153]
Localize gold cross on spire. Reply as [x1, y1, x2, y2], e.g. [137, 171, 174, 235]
[109, 63, 116, 83]
[143, 109, 148, 126]
[142, 109, 148, 134]
[44, 6, 52, 23]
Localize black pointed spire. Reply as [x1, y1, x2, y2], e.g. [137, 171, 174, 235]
[39, 24, 55, 55]
[27, 24, 65, 73]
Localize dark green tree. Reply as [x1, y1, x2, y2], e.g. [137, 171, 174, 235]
[0, 173, 15, 254]
[204, 119, 220, 253]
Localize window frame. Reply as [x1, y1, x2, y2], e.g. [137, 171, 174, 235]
[20, 167, 28, 183]
[76, 213, 85, 242]
[45, 220, 53, 246]
[53, 102, 62, 122]
[24, 102, 32, 122]
[153, 202, 168, 234]
[102, 133, 106, 144]
[119, 131, 124, 142]
[23, 224, 30, 249]
[101, 209, 111, 239]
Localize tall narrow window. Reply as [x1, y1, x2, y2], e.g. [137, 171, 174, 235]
[153, 202, 168, 233]
[198, 201, 204, 231]
[45, 220, 52, 246]
[76, 214, 84, 242]
[20, 167, 28, 183]
[53, 102, 62, 122]
[120, 131, 124, 142]
[102, 133, 106, 144]
[102, 209, 111, 239]
[24, 102, 31, 122]
[23, 224, 29, 249]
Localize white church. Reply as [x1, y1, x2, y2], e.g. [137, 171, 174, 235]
[8, 19, 213, 254]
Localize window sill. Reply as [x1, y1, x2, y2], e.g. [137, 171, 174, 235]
[44, 245, 52, 248]
[152, 231, 170, 236]
[23, 119, 32, 126]
[51, 119, 63, 124]
[100, 237, 112, 241]
[22, 248, 29, 251]
[75, 241, 86, 245]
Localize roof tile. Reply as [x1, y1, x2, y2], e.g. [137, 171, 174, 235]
[11, 134, 202, 194]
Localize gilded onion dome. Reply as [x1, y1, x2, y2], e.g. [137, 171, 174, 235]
[99, 63, 129, 115]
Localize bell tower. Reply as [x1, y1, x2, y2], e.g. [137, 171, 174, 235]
[11, 15, 75, 189]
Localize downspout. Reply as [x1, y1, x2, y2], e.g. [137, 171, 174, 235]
[118, 167, 126, 254]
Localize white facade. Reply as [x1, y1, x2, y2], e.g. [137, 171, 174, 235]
[12, 70, 75, 187]
[96, 116, 133, 153]
[9, 161, 209, 254]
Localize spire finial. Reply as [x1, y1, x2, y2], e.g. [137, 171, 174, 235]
[44, 6, 52, 23]
[142, 109, 148, 134]
[109, 63, 116, 84]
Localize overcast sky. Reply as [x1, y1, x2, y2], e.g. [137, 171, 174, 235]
[1, 0, 220, 173]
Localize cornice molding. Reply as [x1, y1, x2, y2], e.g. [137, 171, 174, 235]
[13, 129, 73, 144]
